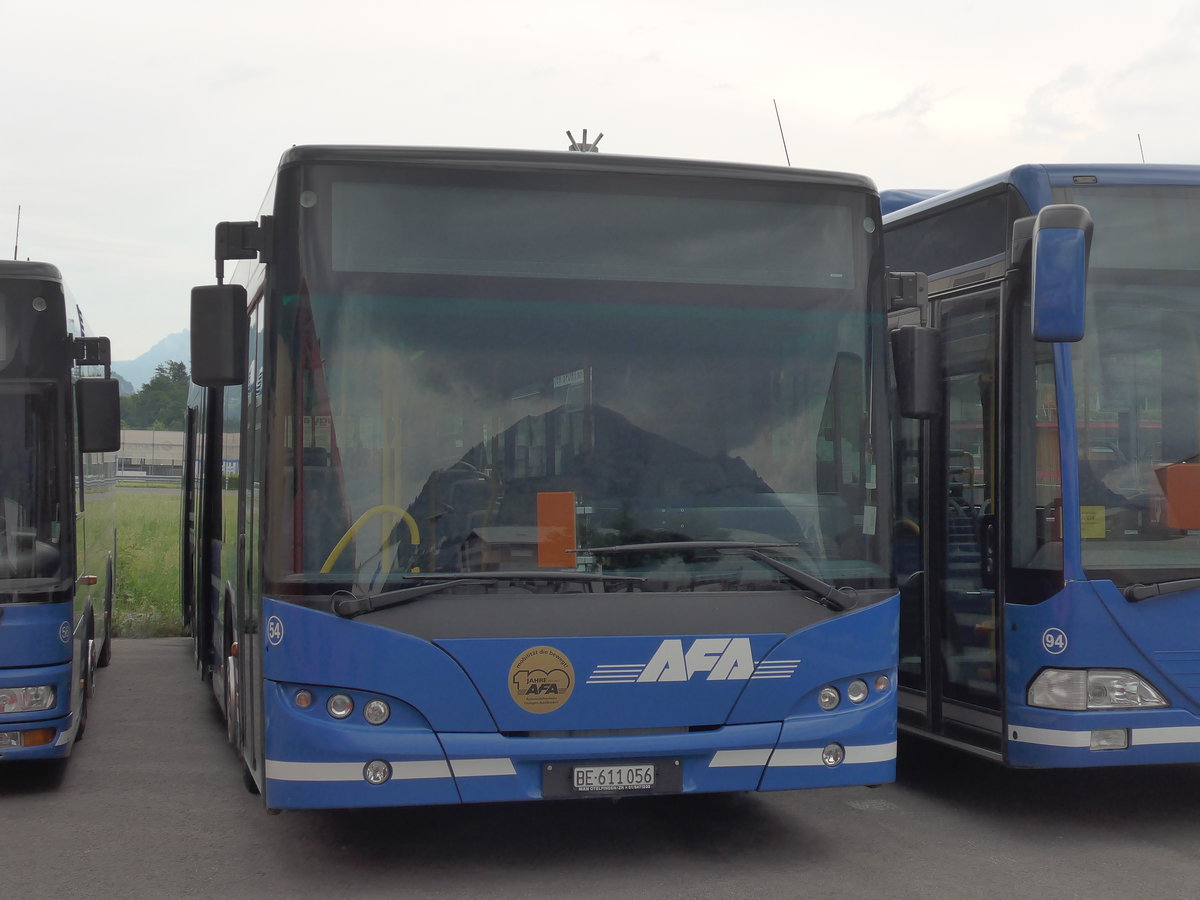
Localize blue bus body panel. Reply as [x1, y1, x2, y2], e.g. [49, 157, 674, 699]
[1006, 581, 1200, 767]
[0, 602, 72, 668]
[0, 602, 76, 761]
[0, 660, 75, 761]
[884, 164, 1200, 228]
[260, 594, 897, 808]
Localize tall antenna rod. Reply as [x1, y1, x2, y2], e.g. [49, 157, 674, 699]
[1138, 133, 1146, 163]
[773, 99, 792, 167]
[12, 205, 20, 260]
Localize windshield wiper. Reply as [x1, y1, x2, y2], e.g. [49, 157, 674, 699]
[591, 541, 857, 611]
[332, 571, 647, 618]
[1123, 578, 1200, 603]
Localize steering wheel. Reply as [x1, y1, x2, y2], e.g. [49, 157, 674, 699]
[320, 505, 421, 574]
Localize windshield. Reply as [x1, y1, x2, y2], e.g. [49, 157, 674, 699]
[1031, 185, 1200, 579]
[0, 281, 69, 588]
[262, 163, 887, 595]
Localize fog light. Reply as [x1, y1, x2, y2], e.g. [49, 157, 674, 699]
[874, 674, 890, 693]
[294, 690, 313, 709]
[327, 694, 354, 719]
[364, 759, 392, 785]
[0, 731, 19, 748]
[363, 699, 390, 725]
[848, 679, 868, 704]
[821, 743, 846, 767]
[818, 686, 840, 710]
[1090, 729, 1129, 750]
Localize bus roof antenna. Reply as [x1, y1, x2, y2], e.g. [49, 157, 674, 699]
[567, 130, 603, 152]
[1138, 133, 1146, 163]
[12, 204, 20, 260]
[773, 100, 792, 167]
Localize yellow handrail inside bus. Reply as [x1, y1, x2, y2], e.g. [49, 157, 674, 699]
[320, 505, 421, 573]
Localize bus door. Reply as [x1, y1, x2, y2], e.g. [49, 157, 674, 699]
[902, 289, 1004, 752]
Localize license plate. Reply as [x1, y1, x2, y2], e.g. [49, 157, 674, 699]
[572, 763, 655, 793]
[542, 757, 681, 799]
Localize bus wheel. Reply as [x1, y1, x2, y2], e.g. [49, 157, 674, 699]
[97, 597, 113, 668]
[76, 636, 93, 743]
[242, 765, 260, 795]
[225, 654, 239, 748]
[97, 564, 114, 668]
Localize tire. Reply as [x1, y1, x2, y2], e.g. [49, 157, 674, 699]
[97, 596, 113, 668]
[225, 654, 240, 748]
[75, 637, 93, 743]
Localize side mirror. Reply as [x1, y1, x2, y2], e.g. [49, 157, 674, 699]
[191, 284, 248, 387]
[1031, 204, 1093, 342]
[76, 377, 121, 453]
[891, 325, 940, 419]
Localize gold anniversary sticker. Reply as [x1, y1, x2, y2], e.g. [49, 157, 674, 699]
[509, 645, 574, 713]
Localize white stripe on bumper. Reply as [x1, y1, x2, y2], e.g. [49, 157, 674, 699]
[450, 757, 518, 777]
[1010, 723, 1200, 748]
[709, 749, 774, 768]
[766, 741, 897, 767]
[266, 759, 452, 782]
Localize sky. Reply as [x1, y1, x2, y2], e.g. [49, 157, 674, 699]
[5, 0, 1200, 361]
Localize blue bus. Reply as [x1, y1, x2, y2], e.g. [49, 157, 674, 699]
[883, 164, 1200, 767]
[0, 260, 120, 762]
[184, 146, 900, 809]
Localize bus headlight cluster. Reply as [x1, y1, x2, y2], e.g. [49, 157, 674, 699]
[1028, 668, 1168, 710]
[299, 690, 392, 725]
[0, 686, 56, 713]
[818, 674, 890, 711]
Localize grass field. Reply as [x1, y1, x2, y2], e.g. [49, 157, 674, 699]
[114, 490, 186, 638]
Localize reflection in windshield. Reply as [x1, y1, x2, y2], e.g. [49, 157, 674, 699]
[0, 383, 63, 581]
[266, 288, 885, 593]
[1023, 185, 1200, 575]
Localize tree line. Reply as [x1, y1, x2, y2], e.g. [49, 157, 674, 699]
[120, 360, 189, 430]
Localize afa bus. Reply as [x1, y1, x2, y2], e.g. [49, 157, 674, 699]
[0, 260, 121, 762]
[183, 145, 905, 810]
[884, 164, 1200, 767]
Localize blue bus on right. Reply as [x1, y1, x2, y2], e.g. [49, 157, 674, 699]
[884, 164, 1200, 767]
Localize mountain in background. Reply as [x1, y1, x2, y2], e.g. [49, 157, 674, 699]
[112, 329, 190, 394]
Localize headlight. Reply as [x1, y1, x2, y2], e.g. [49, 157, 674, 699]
[1028, 668, 1167, 710]
[326, 693, 354, 719]
[847, 679, 869, 704]
[818, 686, 840, 710]
[0, 686, 56, 713]
[363, 699, 391, 725]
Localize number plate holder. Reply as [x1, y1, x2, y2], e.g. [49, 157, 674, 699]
[542, 758, 683, 799]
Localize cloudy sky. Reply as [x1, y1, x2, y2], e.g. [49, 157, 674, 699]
[5, 0, 1200, 360]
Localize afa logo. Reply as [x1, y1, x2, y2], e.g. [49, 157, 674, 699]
[508, 646, 575, 714]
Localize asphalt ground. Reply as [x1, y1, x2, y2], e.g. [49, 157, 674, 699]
[2, 638, 1198, 899]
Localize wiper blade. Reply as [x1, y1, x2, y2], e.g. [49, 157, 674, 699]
[332, 580, 485, 617]
[1123, 577, 1200, 603]
[741, 549, 857, 611]
[591, 541, 856, 611]
[332, 571, 646, 618]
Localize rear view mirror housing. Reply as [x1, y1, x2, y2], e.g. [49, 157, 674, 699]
[191, 284, 248, 387]
[1031, 204, 1093, 343]
[76, 377, 121, 453]
[891, 325, 940, 419]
